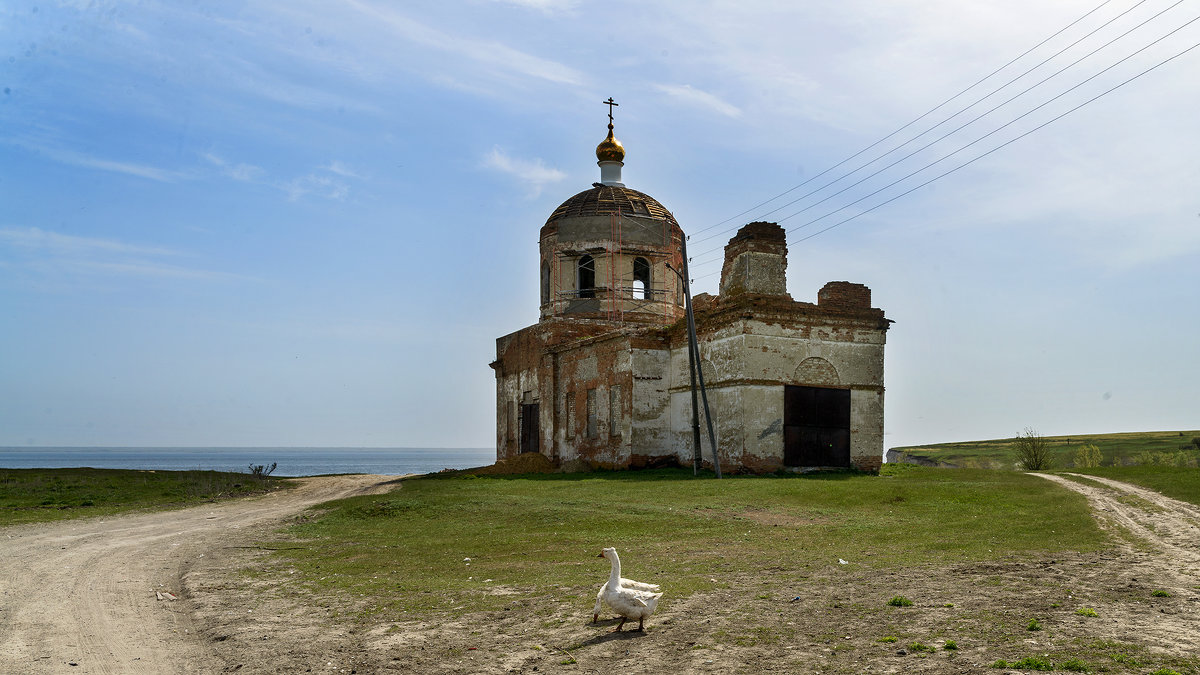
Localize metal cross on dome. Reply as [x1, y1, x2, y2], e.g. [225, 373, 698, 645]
[603, 97, 618, 125]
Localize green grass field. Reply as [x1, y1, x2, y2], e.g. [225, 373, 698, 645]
[890, 430, 1200, 469]
[262, 465, 1107, 619]
[0, 467, 289, 526]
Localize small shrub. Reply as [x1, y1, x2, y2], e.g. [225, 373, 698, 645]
[1027, 618, 1043, 631]
[1060, 658, 1090, 672]
[878, 636, 898, 643]
[1075, 607, 1099, 617]
[908, 641, 934, 653]
[887, 596, 913, 607]
[248, 462, 278, 479]
[1151, 589, 1172, 597]
[1074, 444, 1102, 468]
[1015, 428, 1053, 470]
[1150, 669, 1182, 675]
[943, 640, 958, 650]
[991, 659, 1009, 668]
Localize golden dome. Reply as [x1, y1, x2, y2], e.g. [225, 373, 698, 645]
[595, 125, 625, 163]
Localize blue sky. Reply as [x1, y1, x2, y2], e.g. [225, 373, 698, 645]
[2, 0, 1197, 449]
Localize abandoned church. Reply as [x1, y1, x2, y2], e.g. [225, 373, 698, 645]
[490, 111, 891, 473]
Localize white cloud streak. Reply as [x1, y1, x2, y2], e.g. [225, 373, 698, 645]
[654, 83, 743, 118]
[481, 147, 566, 198]
[0, 227, 246, 282]
[342, 0, 584, 86]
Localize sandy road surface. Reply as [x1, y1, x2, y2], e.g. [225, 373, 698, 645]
[1034, 472, 1200, 653]
[1035, 473, 1200, 577]
[0, 474, 397, 674]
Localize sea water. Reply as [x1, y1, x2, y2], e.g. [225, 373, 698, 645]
[0, 447, 495, 477]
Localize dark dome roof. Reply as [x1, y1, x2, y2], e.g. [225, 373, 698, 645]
[546, 185, 677, 226]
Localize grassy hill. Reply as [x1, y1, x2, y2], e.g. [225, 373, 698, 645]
[889, 429, 1200, 469]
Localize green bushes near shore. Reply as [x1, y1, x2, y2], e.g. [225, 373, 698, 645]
[264, 466, 1107, 617]
[0, 467, 288, 526]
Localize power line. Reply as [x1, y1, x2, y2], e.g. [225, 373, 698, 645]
[685, 0, 1121, 243]
[689, 0, 1177, 261]
[687, 35, 1200, 281]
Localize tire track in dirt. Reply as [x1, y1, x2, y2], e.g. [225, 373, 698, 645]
[0, 474, 397, 674]
[1034, 472, 1200, 654]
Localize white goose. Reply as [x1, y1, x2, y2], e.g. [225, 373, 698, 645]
[595, 547, 663, 631]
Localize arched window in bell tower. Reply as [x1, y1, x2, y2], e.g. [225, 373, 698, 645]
[632, 256, 651, 300]
[578, 255, 595, 299]
[540, 260, 550, 305]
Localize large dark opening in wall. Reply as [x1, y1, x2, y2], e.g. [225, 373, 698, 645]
[578, 255, 595, 299]
[520, 403, 540, 454]
[783, 385, 850, 467]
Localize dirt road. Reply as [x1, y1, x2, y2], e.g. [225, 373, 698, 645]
[3, 473, 1198, 674]
[0, 474, 396, 674]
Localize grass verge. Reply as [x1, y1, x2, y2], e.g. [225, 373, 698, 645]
[0, 467, 290, 526]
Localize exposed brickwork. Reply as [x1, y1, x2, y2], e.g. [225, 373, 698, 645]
[818, 281, 872, 309]
[719, 222, 789, 298]
[795, 357, 839, 386]
[853, 455, 882, 473]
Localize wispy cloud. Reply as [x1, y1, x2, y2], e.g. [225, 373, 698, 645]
[202, 152, 266, 182]
[202, 152, 354, 201]
[279, 174, 350, 202]
[481, 147, 566, 198]
[0, 226, 247, 283]
[0, 227, 178, 258]
[12, 141, 181, 182]
[322, 160, 362, 179]
[344, 1, 584, 86]
[654, 84, 743, 118]
[485, 0, 579, 13]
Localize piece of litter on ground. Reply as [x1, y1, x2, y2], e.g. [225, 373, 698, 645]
[838, 559, 848, 565]
[790, 596, 802, 603]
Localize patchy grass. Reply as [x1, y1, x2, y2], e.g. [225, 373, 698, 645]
[0, 467, 290, 526]
[262, 465, 1107, 618]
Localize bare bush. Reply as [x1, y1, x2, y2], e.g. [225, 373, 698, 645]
[1015, 428, 1053, 470]
[248, 462, 278, 479]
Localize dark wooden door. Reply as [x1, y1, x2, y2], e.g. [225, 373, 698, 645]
[519, 403, 540, 454]
[784, 386, 850, 467]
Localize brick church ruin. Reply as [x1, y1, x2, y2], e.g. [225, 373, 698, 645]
[490, 109, 890, 473]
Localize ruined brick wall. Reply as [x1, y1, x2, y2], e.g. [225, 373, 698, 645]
[719, 222, 790, 298]
[549, 334, 634, 469]
[818, 281, 871, 309]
